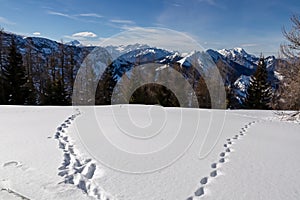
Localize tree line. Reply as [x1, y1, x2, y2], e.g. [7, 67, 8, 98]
[0, 29, 90, 105]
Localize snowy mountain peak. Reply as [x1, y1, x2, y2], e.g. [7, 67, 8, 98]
[104, 43, 151, 59]
[66, 40, 82, 47]
[234, 47, 245, 54]
[218, 47, 249, 58]
[177, 50, 207, 68]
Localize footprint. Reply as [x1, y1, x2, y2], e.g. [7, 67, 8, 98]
[84, 158, 92, 164]
[59, 141, 66, 149]
[226, 138, 231, 141]
[219, 158, 225, 163]
[224, 144, 228, 148]
[194, 187, 204, 196]
[220, 152, 225, 157]
[225, 148, 231, 153]
[55, 132, 60, 139]
[3, 161, 19, 167]
[58, 170, 68, 177]
[211, 163, 217, 169]
[83, 163, 96, 179]
[210, 170, 217, 177]
[63, 153, 71, 166]
[58, 165, 67, 170]
[61, 123, 68, 128]
[63, 136, 68, 142]
[77, 180, 88, 193]
[69, 147, 75, 154]
[64, 175, 74, 184]
[228, 141, 232, 145]
[186, 196, 193, 200]
[200, 177, 208, 185]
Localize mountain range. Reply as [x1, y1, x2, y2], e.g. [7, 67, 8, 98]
[0, 32, 281, 107]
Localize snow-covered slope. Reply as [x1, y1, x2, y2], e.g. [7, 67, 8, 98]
[0, 106, 299, 200]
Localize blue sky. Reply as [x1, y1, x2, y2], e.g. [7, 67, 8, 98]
[0, 0, 299, 56]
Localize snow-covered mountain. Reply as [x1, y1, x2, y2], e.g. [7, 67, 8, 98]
[66, 40, 82, 47]
[105, 47, 279, 106]
[218, 47, 258, 69]
[205, 48, 279, 105]
[104, 43, 151, 59]
[0, 31, 281, 107]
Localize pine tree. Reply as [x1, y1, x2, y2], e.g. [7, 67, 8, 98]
[2, 36, 29, 105]
[244, 57, 272, 109]
[23, 38, 37, 105]
[43, 78, 69, 105]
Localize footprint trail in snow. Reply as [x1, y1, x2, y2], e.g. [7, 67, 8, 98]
[54, 111, 112, 200]
[187, 120, 259, 199]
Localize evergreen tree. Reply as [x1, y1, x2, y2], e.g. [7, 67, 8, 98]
[244, 57, 272, 109]
[43, 78, 69, 105]
[23, 38, 37, 105]
[226, 85, 240, 109]
[2, 36, 29, 105]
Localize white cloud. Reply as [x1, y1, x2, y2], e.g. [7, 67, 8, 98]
[240, 43, 259, 47]
[47, 11, 74, 19]
[0, 16, 15, 25]
[110, 19, 135, 24]
[96, 27, 202, 53]
[78, 13, 103, 18]
[72, 31, 97, 38]
[32, 32, 41, 36]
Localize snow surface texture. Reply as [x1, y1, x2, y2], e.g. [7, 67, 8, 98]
[0, 106, 299, 200]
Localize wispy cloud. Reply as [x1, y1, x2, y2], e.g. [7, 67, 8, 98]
[47, 11, 75, 19]
[172, 3, 182, 7]
[240, 43, 259, 47]
[32, 32, 41, 36]
[197, 0, 226, 9]
[78, 13, 103, 18]
[72, 31, 97, 38]
[96, 27, 201, 53]
[47, 11, 104, 24]
[110, 19, 135, 24]
[198, 0, 217, 6]
[0, 16, 15, 25]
